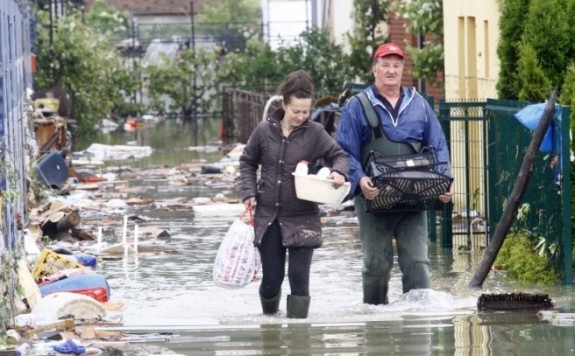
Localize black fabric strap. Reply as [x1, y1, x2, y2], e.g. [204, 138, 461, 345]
[356, 91, 383, 140]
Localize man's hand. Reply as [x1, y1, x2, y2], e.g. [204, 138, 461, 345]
[360, 176, 379, 200]
[438, 183, 454, 204]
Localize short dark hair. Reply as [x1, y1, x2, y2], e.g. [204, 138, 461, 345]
[276, 70, 314, 104]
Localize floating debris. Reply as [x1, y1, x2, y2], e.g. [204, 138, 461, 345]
[477, 292, 554, 311]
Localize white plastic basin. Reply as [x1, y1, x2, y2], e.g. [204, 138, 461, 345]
[293, 173, 351, 206]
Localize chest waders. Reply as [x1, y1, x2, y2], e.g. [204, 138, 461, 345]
[354, 92, 430, 305]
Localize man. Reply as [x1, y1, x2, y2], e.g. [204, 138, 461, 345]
[335, 42, 454, 305]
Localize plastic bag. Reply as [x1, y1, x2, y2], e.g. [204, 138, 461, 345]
[213, 209, 260, 288]
[514, 103, 562, 153]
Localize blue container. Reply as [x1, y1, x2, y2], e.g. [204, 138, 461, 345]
[74, 253, 97, 269]
[40, 273, 110, 302]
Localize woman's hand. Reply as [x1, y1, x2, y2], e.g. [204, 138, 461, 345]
[244, 197, 257, 211]
[327, 171, 346, 188]
[359, 176, 379, 200]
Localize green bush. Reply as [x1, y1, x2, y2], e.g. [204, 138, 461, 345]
[496, 231, 558, 285]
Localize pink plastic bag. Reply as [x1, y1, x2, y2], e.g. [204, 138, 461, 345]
[213, 209, 260, 288]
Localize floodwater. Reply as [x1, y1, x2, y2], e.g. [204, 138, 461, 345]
[78, 119, 575, 355]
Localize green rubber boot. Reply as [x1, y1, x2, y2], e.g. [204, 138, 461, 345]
[362, 273, 389, 305]
[286, 295, 311, 319]
[260, 291, 281, 315]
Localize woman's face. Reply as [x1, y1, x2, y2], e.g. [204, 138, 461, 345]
[282, 97, 312, 129]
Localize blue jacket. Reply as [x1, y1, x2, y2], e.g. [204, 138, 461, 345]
[336, 85, 452, 196]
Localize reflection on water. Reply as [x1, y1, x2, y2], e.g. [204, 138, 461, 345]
[79, 119, 575, 355]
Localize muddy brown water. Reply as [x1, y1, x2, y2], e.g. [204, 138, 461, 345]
[73, 119, 575, 355]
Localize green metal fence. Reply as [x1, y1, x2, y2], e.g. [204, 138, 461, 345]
[437, 100, 489, 249]
[484, 99, 572, 284]
[438, 98, 572, 284]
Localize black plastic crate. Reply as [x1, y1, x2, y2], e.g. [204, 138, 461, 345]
[363, 150, 452, 212]
[367, 149, 436, 175]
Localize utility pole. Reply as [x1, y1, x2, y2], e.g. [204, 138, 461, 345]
[188, 1, 198, 124]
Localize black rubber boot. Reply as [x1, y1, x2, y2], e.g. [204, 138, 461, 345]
[286, 295, 311, 319]
[260, 291, 281, 315]
[362, 273, 389, 305]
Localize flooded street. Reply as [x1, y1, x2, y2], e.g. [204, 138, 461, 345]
[74, 119, 575, 355]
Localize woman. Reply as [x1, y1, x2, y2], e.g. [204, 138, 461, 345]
[239, 70, 349, 318]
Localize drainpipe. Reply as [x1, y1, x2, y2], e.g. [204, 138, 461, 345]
[311, 0, 317, 28]
[417, 34, 426, 94]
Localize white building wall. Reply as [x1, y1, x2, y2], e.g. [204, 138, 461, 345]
[261, 0, 311, 48]
[443, 0, 500, 100]
[261, 0, 355, 50]
[314, 0, 354, 51]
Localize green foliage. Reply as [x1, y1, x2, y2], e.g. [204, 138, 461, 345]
[34, 5, 138, 137]
[496, 0, 530, 99]
[196, 0, 261, 52]
[274, 29, 354, 98]
[558, 65, 575, 106]
[521, 0, 570, 90]
[346, 0, 391, 83]
[496, 232, 558, 285]
[145, 48, 219, 116]
[217, 37, 283, 92]
[516, 42, 552, 101]
[0, 251, 18, 334]
[198, 0, 260, 26]
[559, 64, 575, 240]
[84, 0, 130, 39]
[217, 28, 352, 98]
[497, 0, 572, 99]
[394, 0, 444, 86]
[496, 204, 558, 284]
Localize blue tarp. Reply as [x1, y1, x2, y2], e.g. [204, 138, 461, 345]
[514, 103, 563, 183]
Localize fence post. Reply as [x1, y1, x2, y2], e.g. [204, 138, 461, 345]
[561, 107, 572, 285]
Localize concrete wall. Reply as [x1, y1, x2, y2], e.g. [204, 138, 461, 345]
[443, 0, 500, 100]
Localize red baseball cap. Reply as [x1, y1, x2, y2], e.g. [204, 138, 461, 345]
[373, 42, 404, 60]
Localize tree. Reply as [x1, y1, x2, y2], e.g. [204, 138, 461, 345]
[346, 0, 391, 83]
[275, 28, 354, 98]
[516, 42, 551, 101]
[34, 6, 129, 137]
[496, 0, 571, 100]
[216, 28, 353, 98]
[196, 0, 261, 52]
[216, 37, 283, 93]
[145, 47, 219, 117]
[394, 0, 444, 86]
[496, 0, 531, 99]
[83, 0, 130, 39]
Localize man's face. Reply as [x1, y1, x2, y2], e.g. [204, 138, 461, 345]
[372, 55, 404, 87]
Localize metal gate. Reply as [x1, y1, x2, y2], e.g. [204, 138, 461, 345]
[0, 0, 33, 331]
[437, 100, 489, 250]
[438, 98, 572, 283]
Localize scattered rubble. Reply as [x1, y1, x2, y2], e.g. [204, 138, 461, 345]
[2, 142, 356, 355]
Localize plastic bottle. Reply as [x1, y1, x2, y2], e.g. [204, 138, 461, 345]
[295, 160, 309, 175]
[316, 167, 331, 178]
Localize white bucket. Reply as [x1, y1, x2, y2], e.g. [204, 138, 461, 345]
[293, 173, 351, 206]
